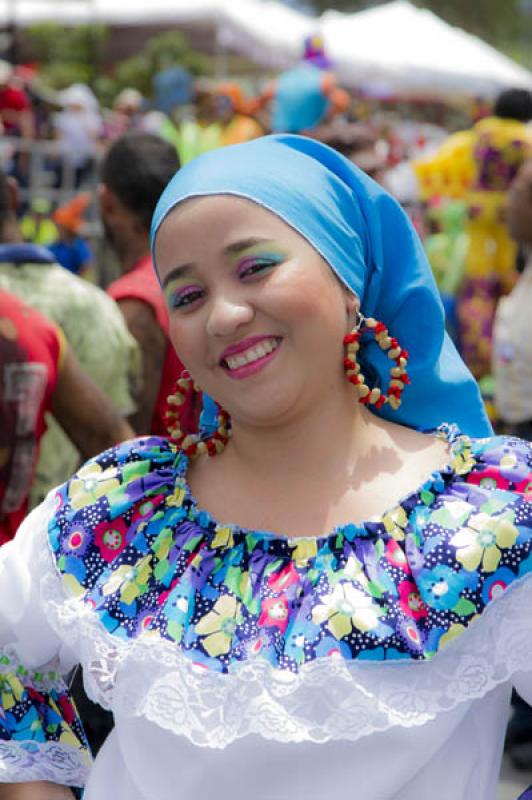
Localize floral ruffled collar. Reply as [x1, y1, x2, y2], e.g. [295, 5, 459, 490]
[48, 426, 532, 672]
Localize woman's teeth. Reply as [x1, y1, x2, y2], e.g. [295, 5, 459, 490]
[224, 338, 279, 370]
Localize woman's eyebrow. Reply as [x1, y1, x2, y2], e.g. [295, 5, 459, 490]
[162, 237, 275, 288]
[161, 264, 193, 289]
[223, 236, 274, 256]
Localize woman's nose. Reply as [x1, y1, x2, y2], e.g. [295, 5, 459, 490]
[205, 292, 254, 338]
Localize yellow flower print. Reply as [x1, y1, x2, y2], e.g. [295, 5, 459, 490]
[196, 595, 241, 657]
[343, 555, 369, 589]
[450, 443, 476, 476]
[211, 526, 235, 549]
[291, 539, 318, 565]
[68, 462, 120, 511]
[166, 483, 186, 508]
[382, 506, 408, 541]
[438, 623, 467, 650]
[451, 513, 518, 572]
[101, 555, 153, 605]
[312, 583, 382, 640]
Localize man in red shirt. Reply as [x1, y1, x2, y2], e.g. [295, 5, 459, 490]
[100, 133, 191, 436]
[0, 289, 133, 544]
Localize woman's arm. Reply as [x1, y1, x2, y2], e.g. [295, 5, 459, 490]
[0, 497, 91, 789]
[0, 782, 74, 799]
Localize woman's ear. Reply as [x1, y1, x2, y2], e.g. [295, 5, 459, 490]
[344, 289, 359, 318]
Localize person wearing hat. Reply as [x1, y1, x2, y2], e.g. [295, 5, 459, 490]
[49, 193, 94, 280]
[270, 35, 350, 136]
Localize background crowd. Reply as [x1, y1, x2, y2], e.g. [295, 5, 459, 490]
[0, 17, 531, 789]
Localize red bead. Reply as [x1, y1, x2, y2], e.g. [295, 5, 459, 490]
[400, 349, 409, 360]
[389, 337, 399, 349]
[387, 386, 402, 398]
[375, 395, 387, 409]
[399, 374, 410, 385]
[184, 445, 197, 457]
[206, 439, 218, 457]
[344, 358, 356, 369]
[359, 394, 371, 405]
[374, 322, 387, 335]
[349, 374, 361, 385]
[343, 332, 361, 344]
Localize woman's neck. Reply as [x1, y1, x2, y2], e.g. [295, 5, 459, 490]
[224, 386, 381, 487]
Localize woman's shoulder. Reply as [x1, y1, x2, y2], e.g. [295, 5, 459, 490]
[48, 436, 185, 583]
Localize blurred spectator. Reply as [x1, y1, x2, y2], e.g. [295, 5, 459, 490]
[101, 133, 192, 436]
[104, 87, 146, 141]
[49, 192, 94, 280]
[20, 196, 57, 245]
[213, 83, 264, 147]
[0, 288, 133, 544]
[270, 35, 349, 135]
[0, 60, 34, 140]
[457, 88, 532, 379]
[53, 83, 103, 188]
[0, 59, 35, 186]
[153, 65, 193, 116]
[0, 171, 140, 505]
[493, 160, 532, 441]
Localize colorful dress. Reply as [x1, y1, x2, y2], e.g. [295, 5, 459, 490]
[0, 426, 531, 798]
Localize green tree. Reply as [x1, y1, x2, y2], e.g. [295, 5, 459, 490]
[110, 30, 211, 100]
[26, 23, 107, 88]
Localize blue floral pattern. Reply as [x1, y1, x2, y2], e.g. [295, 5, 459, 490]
[0, 654, 90, 785]
[47, 427, 532, 674]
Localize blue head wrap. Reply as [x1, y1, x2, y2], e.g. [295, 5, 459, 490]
[151, 134, 491, 437]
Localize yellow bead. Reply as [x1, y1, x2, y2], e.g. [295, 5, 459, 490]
[399, 357, 407, 368]
[365, 317, 377, 328]
[390, 366, 402, 377]
[388, 347, 401, 359]
[357, 384, 370, 398]
[369, 388, 381, 403]
[390, 379, 403, 389]
[388, 396, 401, 410]
[378, 336, 392, 349]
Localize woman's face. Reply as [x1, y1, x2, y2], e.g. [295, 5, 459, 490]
[154, 195, 357, 427]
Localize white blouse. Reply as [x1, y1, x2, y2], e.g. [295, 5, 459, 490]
[1, 496, 532, 800]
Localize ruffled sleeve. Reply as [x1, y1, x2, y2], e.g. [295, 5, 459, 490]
[0, 494, 91, 786]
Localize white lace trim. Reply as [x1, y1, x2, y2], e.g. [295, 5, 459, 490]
[32, 505, 532, 749]
[0, 740, 90, 786]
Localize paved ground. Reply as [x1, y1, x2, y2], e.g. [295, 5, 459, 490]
[498, 756, 532, 800]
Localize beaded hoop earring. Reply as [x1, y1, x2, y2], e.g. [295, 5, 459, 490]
[165, 372, 230, 458]
[343, 313, 410, 411]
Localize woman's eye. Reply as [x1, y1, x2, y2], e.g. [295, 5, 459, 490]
[239, 257, 281, 279]
[168, 288, 204, 310]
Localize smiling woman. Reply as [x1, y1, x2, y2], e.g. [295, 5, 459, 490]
[0, 135, 531, 800]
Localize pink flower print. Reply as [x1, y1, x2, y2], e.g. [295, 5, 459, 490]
[94, 518, 129, 562]
[267, 562, 300, 593]
[259, 595, 290, 633]
[385, 540, 410, 573]
[398, 580, 428, 620]
[515, 474, 532, 502]
[467, 466, 510, 491]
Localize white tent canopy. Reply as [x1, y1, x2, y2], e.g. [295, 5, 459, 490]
[320, 1, 532, 97]
[2, 0, 531, 97]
